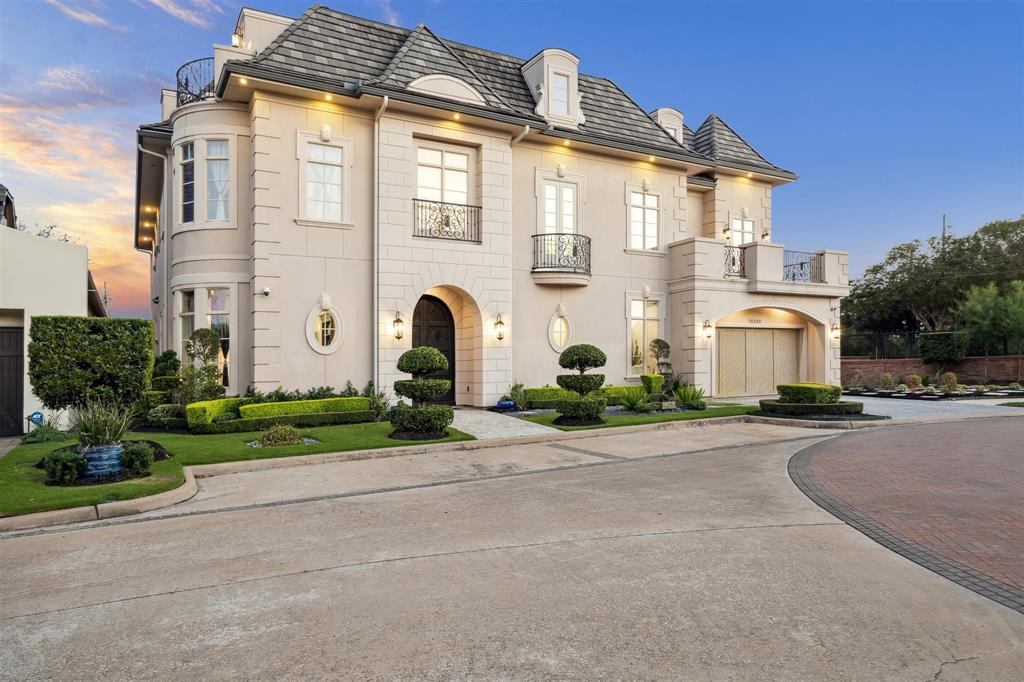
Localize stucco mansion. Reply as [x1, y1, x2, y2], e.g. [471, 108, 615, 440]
[134, 4, 849, 406]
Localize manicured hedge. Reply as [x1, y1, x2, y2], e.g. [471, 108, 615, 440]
[191, 410, 375, 434]
[239, 397, 370, 419]
[389, 404, 454, 434]
[777, 383, 842, 404]
[554, 397, 607, 420]
[143, 390, 169, 411]
[186, 398, 244, 427]
[28, 316, 154, 409]
[640, 373, 665, 395]
[523, 387, 576, 408]
[759, 399, 863, 416]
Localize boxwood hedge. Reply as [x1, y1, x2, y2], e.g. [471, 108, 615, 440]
[238, 397, 370, 419]
[185, 398, 244, 427]
[190, 410, 375, 434]
[759, 399, 863, 416]
[776, 383, 842, 404]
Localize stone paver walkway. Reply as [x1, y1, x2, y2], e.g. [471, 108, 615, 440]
[451, 407, 559, 439]
[0, 437, 18, 460]
[791, 416, 1024, 612]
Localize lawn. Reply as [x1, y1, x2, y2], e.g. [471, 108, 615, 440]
[0, 423, 473, 518]
[1001, 402, 1024, 407]
[520, 405, 758, 431]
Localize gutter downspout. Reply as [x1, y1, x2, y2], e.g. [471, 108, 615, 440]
[373, 96, 389, 391]
[510, 125, 530, 146]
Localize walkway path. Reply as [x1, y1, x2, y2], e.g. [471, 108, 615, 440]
[451, 406, 559, 439]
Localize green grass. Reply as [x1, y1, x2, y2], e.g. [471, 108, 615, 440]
[521, 405, 758, 431]
[1000, 402, 1024, 407]
[0, 423, 473, 518]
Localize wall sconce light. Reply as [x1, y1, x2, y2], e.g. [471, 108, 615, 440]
[830, 322, 840, 340]
[231, 31, 241, 48]
[703, 320, 713, 339]
[393, 312, 404, 340]
[722, 225, 731, 242]
[761, 228, 770, 241]
[494, 314, 506, 341]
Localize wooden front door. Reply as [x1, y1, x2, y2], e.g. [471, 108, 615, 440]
[412, 295, 455, 404]
[0, 328, 24, 436]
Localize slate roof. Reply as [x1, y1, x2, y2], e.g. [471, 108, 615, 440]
[693, 114, 794, 178]
[218, 4, 793, 178]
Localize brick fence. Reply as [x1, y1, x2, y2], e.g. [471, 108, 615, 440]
[841, 355, 1024, 384]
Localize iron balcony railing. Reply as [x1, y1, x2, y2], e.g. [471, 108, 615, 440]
[783, 250, 825, 283]
[532, 233, 591, 275]
[413, 199, 482, 243]
[724, 245, 746, 277]
[176, 57, 216, 107]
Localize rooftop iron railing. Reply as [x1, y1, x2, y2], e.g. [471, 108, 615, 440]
[176, 57, 216, 107]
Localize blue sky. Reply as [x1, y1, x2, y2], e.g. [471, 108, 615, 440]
[1, 0, 1022, 316]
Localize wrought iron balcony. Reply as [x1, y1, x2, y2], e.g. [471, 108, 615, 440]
[724, 245, 746, 278]
[783, 250, 825, 283]
[413, 199, 482, 243]
[176, 57, 216, 107]
[532, 233, 591, 275]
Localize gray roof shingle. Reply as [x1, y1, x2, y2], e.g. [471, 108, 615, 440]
[693, 113, 794, 178]
[224, 4, 792, 177]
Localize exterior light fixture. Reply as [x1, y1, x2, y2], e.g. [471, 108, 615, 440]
[231, 31, 241, 48]
[393, 312, 404, 340]
[746, 172, 753, 178]
[830, 322, 840, 340]
[325, 94, 333, 101]
[453, 113, 461, 120]
[563, 139, 570, 146]
[722, 225, 731, 241]
[703, 320, 712, 339]
[143, 206, 156, 213]
[239, 78, 248, 85]
[494, 314, 506, 341]
[648, 155, 655, 162]
[761, 228, 770, 241]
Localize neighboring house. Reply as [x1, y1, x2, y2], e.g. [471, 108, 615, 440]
[0, 184, 107, 435]
[134, 5, 848, 406]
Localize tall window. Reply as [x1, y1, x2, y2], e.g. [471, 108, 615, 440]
[542, 180, 576, 234]
[306, 142, 343, 222]
[206, 140, 229, 221]
[207, 288, 230, 387]
[629, 298, 660, 375]
[551, 72, 569, 116]
[181, 142, 194, 223]
[729, 217, 755, 246]
[629, 191, 658, 250]
[416, 147, 469, 205]
[180, 290, 194, 354]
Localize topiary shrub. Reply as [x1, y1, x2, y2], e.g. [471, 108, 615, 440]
[42, 450, 85, 484]
[259, 424, 303, 447]
[640, 373, 665, 396]
[151, 375, 182, 393]
[939, 371, 958, 393]
[28, 316, 155, 410]
[147, 404, 187, 429]
[522, 386, 576, 409]
[905, 374, 922, 390]
[185, 398, 244, 428]
[152, 350, 181, 379]
[649, 338, 671, 374]
[759, 399, 864, 416]
[777, 383, 842, 404]
[120, 442, 154, 475]
[554, 344, 607, 425]
[389, 347, 453, 438]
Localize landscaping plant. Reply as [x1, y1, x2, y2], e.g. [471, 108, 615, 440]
[69, 402, 135, 450]
[41, 450, 86, 485]
[649, 338, 672, 374]
[878, 373, 897, 391]
[940, 371, 958, 393]
[21, 424, 66, 444]
[904, 374, 922, 391]
[619, 386, 650, 412]
[389, 347, 454, 438]
[554, 344, 608, 425]
[259, 424, 304, 447]
[674, 384, 706, 410]
[919, 332, 969, 378]
[506, 382, 527, 411]
[120, 442, 154, 475]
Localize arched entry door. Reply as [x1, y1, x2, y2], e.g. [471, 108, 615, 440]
[412, 295, 455, 404]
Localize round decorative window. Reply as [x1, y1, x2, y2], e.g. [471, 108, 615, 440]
[548, 311, 573, 352]
[306, 303, 344, 354]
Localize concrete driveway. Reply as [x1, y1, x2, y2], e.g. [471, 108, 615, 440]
[2, 421, 1022, 679]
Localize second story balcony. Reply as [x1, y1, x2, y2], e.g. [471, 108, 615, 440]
[176, 57, 216, 107]
[413, 199, 481, 243]
[531, 233, 591, 286]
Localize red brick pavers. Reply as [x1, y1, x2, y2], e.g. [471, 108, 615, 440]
[805, 417, 1024, 595]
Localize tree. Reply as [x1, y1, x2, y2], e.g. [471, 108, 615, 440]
[958, 281, 1024, 355]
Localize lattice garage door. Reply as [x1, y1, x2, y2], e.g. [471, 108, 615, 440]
[717, 328, 801, 397]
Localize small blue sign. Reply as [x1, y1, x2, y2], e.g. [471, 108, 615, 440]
[27, 412, 44, 425]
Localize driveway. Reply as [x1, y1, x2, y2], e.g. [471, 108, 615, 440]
[2, 421, 1022, 679]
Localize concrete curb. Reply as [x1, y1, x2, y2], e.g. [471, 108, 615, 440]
[0, 468, 198, 532]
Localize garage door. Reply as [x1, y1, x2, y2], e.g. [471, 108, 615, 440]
[717, 328, 800, 397]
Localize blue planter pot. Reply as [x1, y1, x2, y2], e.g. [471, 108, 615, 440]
[81, 444, 124, 478]
[496, 400, 516, 410]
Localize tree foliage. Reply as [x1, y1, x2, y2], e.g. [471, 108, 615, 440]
[843, 216, 1024, 333]
[958, 281, 1024, 354]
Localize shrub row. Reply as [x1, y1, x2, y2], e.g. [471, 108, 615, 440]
[777, 383, 841, 404]
[759, 399, 863, 416]
[554, 397, 607, 420]
[191, 410, 375, 434]
[238, 397, 370, 419]
[185, 398, 244, 427]
[524, 386, 638, 409]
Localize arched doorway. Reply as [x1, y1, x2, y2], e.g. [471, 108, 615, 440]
[412, 295, 456, 404]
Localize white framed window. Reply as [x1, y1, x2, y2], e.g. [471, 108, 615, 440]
[180, 142, 195, 224]
[729, 217, 755, 246]
[305, 302, 344, 355]
[416, 144, 471, 205]
[205, 140, 230, 221]
[550, 71, 570, 116]
[542, 179, 577, 234]
[179, 290, 194, 355]
[664, 125, 677, 140]
[306, 143, 343, 222]
[548, 310, 573, 352]
[629, 191, 659, 250]
[207, 288, 230, 388]
[628, 297, 661, 375]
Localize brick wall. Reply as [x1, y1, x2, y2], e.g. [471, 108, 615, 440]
[842, 355, 1024, 384]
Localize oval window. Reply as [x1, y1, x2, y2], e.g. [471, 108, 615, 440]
[548, 312, 573, 352]
[306, 305, 343, 354]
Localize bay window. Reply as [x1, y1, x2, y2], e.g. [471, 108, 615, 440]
[205, 140, 230, 221]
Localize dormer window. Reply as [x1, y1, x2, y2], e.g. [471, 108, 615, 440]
[651, 107, 685, 145]
[551, 72, 570, 116]
[521, 48, 586, 128]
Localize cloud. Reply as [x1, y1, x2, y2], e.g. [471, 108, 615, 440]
[146, 0, 216, 28]
[40, 64, 100, 90]
[0, 63, 166, 113]
[42, 0, 124, 31]
[377, 0, 401, 27]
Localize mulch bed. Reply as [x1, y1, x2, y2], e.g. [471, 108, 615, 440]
[388, 430, 451, 441]
[35, 439, 173, 487]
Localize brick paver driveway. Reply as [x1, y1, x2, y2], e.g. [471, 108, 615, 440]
[790, 416, 1024, 612]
